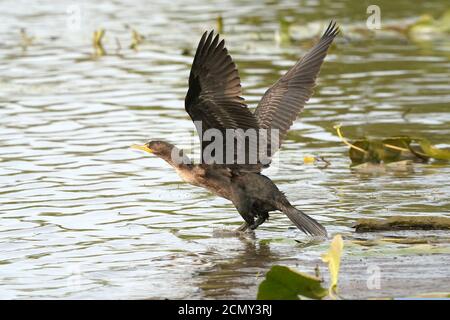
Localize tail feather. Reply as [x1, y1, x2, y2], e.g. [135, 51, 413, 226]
[279, 203, 327, 237]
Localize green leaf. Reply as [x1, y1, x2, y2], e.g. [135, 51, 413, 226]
[348, 140, 371, 164]
[335, 125, 449, 165]
[417, 139, 450, 160]
[257, 265, 327, 300]
[321, 235, 344, 297]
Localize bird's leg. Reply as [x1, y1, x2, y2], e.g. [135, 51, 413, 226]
[249, 211, 269, 230]
[232, 192, 255, 231]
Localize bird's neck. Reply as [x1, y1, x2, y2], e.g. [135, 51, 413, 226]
[159, 147, 192, 170]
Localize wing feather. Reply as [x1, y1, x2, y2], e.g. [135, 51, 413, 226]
[185, 31, 260, 168]
[254, 21, 339, 157]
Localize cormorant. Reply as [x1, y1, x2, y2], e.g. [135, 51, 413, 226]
[132, 21, 339, 236]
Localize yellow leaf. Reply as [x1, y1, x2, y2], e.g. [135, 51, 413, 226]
[303, 155, 315, 164]
[321, 234, 344, 298]
[92, 29, 106, 57]
[216, 15, 224, 34]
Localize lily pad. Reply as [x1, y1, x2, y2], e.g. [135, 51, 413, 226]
[257, 265, 327, 300]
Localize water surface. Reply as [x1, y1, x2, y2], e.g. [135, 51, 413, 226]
[0, 0, 449, 299]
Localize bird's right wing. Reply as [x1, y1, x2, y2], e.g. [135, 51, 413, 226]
[254, 21, 339, 157]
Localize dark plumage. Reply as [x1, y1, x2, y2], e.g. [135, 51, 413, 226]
[132, 21, 339, 236]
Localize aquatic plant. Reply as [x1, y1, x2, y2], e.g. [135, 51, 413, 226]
[257, 235, 344, 300]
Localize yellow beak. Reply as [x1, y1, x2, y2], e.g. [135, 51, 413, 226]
[131, 144, 153, 154]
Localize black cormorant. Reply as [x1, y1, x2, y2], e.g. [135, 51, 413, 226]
[132, 21, 339, 236]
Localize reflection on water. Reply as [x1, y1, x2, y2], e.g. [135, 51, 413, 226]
[0, 0, 449, 299]
[197, 235, 278, 298]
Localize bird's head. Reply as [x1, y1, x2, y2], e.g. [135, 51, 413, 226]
[131, 140, 190, 166]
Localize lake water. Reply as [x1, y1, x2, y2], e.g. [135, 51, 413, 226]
[0, 0, 449, 299]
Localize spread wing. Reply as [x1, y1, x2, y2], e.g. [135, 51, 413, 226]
[185, 31, 260, 167]
[254, 21, 339, 157]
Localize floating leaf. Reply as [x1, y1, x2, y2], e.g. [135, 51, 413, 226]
[303, 155, 315, 164]
[417, 139, 450, 161]
[257, 265, 327, 300]
[334, 125, 449, 165]
[321, 235, 344, 297]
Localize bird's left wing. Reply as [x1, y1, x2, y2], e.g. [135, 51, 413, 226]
[185, 31, 260, 167]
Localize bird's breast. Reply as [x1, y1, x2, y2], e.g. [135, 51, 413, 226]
[174, 165, 233, 200]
